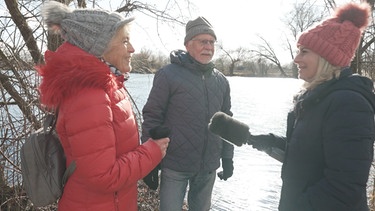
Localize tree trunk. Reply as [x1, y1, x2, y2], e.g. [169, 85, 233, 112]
[4, 0, 43, 64]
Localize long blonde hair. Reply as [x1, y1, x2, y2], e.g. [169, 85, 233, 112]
[302, 56, 342, 90]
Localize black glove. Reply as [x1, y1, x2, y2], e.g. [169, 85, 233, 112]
[143, 165, 160, 190]
[249, 134, 275, 152]
[217, 158, 233, 181]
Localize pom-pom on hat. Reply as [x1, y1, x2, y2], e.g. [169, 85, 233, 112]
[41, 1, 134, 57]
[184, 16, 216, 45]
[297, 2, 371, 67]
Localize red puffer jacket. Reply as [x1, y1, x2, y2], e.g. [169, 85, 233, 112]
[37, 42, 162, 211]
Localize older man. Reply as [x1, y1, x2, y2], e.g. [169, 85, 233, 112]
[141, 16, 234, 211]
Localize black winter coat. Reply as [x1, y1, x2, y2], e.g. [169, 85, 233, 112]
[141, 50, 233, 172]
[278, 68, 375, 211]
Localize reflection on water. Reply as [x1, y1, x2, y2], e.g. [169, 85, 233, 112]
[126, 73, 304, 211]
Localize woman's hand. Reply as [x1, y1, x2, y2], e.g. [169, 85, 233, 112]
[152, 137, 170, 158]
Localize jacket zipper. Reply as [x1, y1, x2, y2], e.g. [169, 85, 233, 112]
[201, 74, 209, 170]
[114, 192, 119, 211]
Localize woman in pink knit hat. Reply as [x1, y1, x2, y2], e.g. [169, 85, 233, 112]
[250, 2, 375, 210]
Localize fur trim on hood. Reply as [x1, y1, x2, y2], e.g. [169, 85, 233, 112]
[36, 42, 121, 109]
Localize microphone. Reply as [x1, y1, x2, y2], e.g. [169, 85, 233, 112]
[149, 126, 170, 139]
[208, 112, 284, 162]
[208, 111, 250, 146]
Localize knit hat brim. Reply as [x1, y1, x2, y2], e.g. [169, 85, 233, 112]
[184, 16, 216, 44]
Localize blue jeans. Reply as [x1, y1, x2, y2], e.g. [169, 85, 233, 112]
[159, 168, 216, 211]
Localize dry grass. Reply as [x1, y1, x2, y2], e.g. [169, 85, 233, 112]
[137, 181, 188, 211]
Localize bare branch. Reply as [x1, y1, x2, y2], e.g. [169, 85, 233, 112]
[4, 0, 43, 64]
[251, 35, 288, 77]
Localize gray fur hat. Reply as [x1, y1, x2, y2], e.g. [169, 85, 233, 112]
[184, 16, 216, 44]
[41, 1, 134, 57]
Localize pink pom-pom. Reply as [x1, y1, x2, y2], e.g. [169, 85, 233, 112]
[49, 24, 62, 34]
[334, 2, 371, 31]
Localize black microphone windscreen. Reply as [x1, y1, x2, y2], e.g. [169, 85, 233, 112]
[208, 112, 250, 146]
[149, 126, 171, 139]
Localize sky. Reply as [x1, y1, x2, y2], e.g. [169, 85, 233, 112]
[0, 0, 294, 64]
[99, 0, 300, 64]
[123, 0, 352, 65]
[142, 0, 296, 64]
[0, 0, 347, 65]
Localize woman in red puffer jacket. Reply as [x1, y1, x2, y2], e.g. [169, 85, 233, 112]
[37, 2, 169, 211]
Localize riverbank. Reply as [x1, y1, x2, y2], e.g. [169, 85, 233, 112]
[137, 181, 188, 211]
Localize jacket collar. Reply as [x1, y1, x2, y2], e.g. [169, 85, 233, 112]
[170, 49, 215, 73]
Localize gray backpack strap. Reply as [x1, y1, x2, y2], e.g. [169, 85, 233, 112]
[44, 114, 56, 132]
[62, 160, 76, 187]
[47, 110, 76, 187]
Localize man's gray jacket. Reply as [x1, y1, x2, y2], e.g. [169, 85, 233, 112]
[141, 50, 234, 172]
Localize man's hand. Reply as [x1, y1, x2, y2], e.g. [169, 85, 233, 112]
[217, 158, 233, 181]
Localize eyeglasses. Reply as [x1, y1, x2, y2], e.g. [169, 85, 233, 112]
[191, 39, 216, 46]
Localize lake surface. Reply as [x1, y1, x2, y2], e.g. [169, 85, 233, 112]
[126, 73, 304, 211]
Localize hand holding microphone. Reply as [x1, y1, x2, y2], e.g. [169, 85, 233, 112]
[208, 112, 285, 162]
[250, 134, 277, 152]
[144, 126, 170, 190]
[150, 126, 170, 158]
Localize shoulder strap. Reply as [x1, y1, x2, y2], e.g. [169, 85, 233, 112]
[43, 111, 58, 134]
[44, 110, 77, 186]
[62, 160, 76, 187]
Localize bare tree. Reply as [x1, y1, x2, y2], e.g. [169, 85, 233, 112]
[350, 0, 375, 75]
[249, 0, 326, 78]
[283, 0, 375, 76]
[255, 58, 270, 77]
[217, 45, 252, 76]
[213, 55, 229, 74]
[132, 48, 169, 73]
[251, 35, 288, 77]
[253, 0, 374, 79]
[282, 0, 328, 78]
[284, 0, 327, 39]
[0, 0, 192, 210]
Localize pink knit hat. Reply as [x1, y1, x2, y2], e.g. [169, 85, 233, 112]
[297, 2, 371, 67]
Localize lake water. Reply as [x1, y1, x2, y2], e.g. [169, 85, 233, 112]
[126, 73, 304, 211]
